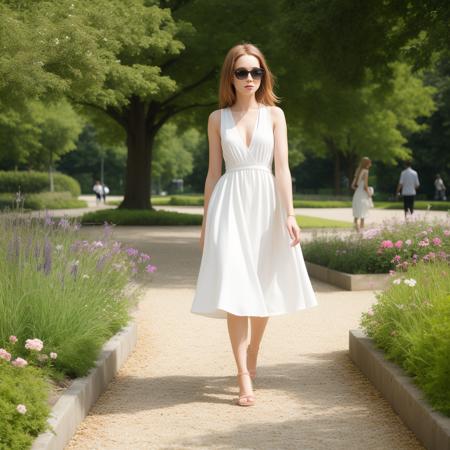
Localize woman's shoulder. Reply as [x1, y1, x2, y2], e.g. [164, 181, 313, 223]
[266, 105, 285, 124]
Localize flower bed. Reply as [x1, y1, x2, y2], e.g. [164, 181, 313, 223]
[302, 218, 450, 274]
[360, 261, 450, 416]
[0, 211, 156, 448]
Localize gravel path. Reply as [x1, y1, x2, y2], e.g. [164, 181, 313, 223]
[66, 227, 423, 450]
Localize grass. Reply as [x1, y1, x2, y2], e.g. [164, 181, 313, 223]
[0, 192, 87, 210]
[82, 208, 350, 229]
[81, 208, 203, 226]
[360, 261, 450, 416]
[107, 195, 450, 211]
[296, 215, 351, 228]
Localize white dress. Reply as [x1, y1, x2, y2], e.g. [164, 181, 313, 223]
[352, 169, 373, 219]
[190, 105, 318, 319]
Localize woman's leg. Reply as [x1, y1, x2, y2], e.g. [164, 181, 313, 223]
[354, 217, 360, 232]
[360, 218, 365, 229]
[248, 317, 269, 376]
[227, 313, 253, 396]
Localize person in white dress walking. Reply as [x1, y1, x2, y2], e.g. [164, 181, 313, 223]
[191, 43, 317, 407]
[351, 157, 373, 232]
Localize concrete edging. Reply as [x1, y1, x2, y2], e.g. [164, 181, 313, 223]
[305, 261, 390, 290]
[32, 320, 138, 450]
[349, 329, 450, 450]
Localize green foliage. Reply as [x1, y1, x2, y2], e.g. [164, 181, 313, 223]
[0, 100, 83, 170]
[0, 363, 50, 450]
[303, 218, 450, 274]
[361, 261, 450, 416]
[0, 171, 81, 197]
[0, 213, 143, 377]
[152, 124, 201, 190]
[0, 192, 86, 211]
[295, 215, 350, 229]
[81, 209, 202, 226]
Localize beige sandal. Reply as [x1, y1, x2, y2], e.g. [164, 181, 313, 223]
[235, 372, 255, 407]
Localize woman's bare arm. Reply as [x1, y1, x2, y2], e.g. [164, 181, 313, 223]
[200, 110, 223, 249]
[272, 106, 301, 246]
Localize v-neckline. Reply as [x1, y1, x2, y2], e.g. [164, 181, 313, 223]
[228, 105, 261, 151]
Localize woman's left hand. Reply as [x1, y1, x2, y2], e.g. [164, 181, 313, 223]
[286, 216, 301, 247]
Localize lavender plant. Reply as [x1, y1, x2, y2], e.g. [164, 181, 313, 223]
[0, 211, 156, 377]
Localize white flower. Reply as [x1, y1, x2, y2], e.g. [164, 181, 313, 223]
[56, 244, 63, 251]
[16, 404, 27, 414]
[50, 352, 57, 359]
[82, 274, 90, 279]
[393, 279, 402, 285]
[404, 278, 417, 287]
[54, 38, 60, 45]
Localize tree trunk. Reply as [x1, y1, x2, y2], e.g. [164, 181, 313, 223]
[324, 137, 341, 195]
[119, 98, 155, 210]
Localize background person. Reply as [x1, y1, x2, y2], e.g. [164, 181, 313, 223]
[351, 157, 373, 232]
[434, 174, 446, 200]
[93, 180, 103, 206]
[396, 160, 420, 218]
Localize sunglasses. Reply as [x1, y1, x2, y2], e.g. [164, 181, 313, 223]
[234, 67, 265, 80]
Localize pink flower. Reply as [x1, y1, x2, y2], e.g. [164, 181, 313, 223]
[25, 338, 43, 352]
[391, 255, 401, 264]
[405, 239, 412, 246]
[50, 352, 57, 359]
[389, 270, 396, 276]
[145, 264, 157, 273]
[394, 240, 403, 248]
[432, 237, 442, 246]
[418, 238, 429, 247]
[12, 357, 28, 367]
[9, 335, 18, 344]
[16, 404, 27, 414]
[381, 240, 394, 249]
[0, 348, 11, 361]
[444, 229, 450, 237]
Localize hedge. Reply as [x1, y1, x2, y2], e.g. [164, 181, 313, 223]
[0, 171, 81, 197]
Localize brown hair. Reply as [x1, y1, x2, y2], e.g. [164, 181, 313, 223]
[218, 43, 279, 108]
[353, 157, 371, 184]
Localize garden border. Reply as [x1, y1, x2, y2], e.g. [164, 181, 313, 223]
[305, 261, 390, 291]
[349, 329, 450, 450]
[31, 320, 138, 450]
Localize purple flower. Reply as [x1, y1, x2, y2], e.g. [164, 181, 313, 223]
[145, 264, 157, 273]
[43, 239, 52, 275]
[58, 218, 70, 229]
[126, 248, 139, 257]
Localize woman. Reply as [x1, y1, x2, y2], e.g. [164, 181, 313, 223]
[191, 43, 317, 407]
[351, 157, 373, 232]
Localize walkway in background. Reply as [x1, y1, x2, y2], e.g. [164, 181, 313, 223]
[65, 226, 422, 449]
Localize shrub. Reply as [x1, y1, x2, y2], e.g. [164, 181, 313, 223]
[0, 192, 86, 210]
[0, 361, 50, 450]
[0, 171, 81, 197]
[302, 218, 450, 274]
[360, 261, 450, 416]
[81, 209, 202, 226]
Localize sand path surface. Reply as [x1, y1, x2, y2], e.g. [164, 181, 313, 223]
[66, 226, 422, 450]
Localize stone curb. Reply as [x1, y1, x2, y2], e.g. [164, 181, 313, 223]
[306, 261, 390, 290]
[349, 329, 450, 450]
[31, 320, 138, 450]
